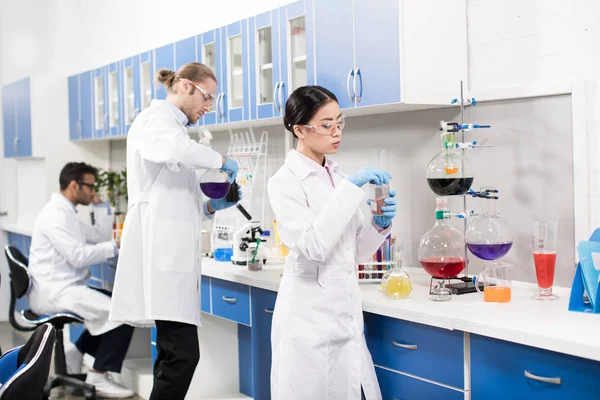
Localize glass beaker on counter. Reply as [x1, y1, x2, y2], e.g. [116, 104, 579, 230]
[530, 220, 559, 301]
[475, 262, 513, 303]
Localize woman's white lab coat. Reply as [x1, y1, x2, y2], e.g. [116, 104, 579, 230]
[109, 100, 223, 327]
[28, 194, 121, 336]
[268, 150, 390, 400]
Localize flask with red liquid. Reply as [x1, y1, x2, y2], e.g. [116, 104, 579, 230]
[418, 197, 465, 301]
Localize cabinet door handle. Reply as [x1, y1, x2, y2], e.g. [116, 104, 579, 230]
[273, 81, 281, 112]
[524, 370, 561, 385]
[219, 93, 225, 120]
[222, 296, 237, 304]
[354, 68, 363, 103]
[265, 308, 274, 314]
[346, 69, 355, 103]
[278, 81, 285, 112]
[392, 340, 418, 350]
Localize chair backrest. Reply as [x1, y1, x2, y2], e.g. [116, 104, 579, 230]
[0, 323, 55, 400]
[4, 246, 30, 299]
[4, 246, 35, 332]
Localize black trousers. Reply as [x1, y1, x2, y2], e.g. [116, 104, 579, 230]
[74, 288, 134, 372]
[149, 320, 199, 400]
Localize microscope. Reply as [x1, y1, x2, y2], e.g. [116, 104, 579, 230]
[227, 183, 266, 265]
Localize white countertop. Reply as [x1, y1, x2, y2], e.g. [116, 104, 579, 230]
[1, 223, 34, 236]
[202, 257, 600, 363]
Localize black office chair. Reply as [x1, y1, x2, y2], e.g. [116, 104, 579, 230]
[0, 323, 55, 399]
[4, 245, 97, 399]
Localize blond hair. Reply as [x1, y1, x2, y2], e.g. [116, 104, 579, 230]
[156, 62, 217, 92]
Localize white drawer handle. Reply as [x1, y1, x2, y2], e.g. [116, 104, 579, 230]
[265, 308, 274, 314]
[392, 340, 418, 350]
[222, 296, 237, 304]
[524, 370, 561, 385]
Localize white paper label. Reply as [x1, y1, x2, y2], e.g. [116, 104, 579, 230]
[591, 252, 600, 271]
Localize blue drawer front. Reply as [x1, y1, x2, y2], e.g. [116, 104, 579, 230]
[364, 313, 464, 389]
[70, 323, 86, 344]
[471, 334, 600, 399]
[211, 278, 250, 325]
[201, 276, 211, 313]
[151, 343, 157, 367]
[376, 367, 463, 400]
[251, 287, 277, 400]
[151, 327, 157, 343]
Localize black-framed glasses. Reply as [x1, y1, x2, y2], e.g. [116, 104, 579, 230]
[77, 181, 95, 190]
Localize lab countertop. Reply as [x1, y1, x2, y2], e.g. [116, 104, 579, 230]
[1, 223, 34, 237]
[201, 257, 600, 363]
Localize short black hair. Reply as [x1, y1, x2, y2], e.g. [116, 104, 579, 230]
[283, 85, 338, 138]
[59, 162, 98, 191]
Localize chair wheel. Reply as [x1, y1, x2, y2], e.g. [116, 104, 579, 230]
[84, 392, 96, 400]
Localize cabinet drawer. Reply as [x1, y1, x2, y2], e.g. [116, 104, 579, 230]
[471, 334, 600, 399]
[364, 313, 464, 389]
[250, 287, 277, 400]
[150, 327, 156, 343]
[376, 367, 463, 400]
[211, 278, 250, 326]
[201, 276, 211, 314]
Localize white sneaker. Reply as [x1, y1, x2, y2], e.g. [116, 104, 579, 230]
[85, 371, 135, 399]
[65, 346, 84, 374]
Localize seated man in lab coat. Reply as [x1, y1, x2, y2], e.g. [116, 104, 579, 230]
[28, 162, 135, 398]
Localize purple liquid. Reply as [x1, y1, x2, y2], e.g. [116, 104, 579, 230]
[200, 182, 230, 199]
[467, 242, 513, 260]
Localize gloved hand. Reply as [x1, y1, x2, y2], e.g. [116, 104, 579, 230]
[368, 190, 397, 228]
[221, 155, 239, 183]
[210, 187, 242, 212]
[348, 167, 391, 188]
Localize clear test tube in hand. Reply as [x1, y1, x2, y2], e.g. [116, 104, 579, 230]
[368, 149, 391, 216]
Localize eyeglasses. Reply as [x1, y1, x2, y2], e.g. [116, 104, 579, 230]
[303, 117, 345, 136]
[77, 181, 95, 190]
[183, 79, 216, 109]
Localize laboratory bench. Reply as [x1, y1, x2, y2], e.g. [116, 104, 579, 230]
[195, 257, 600, 400]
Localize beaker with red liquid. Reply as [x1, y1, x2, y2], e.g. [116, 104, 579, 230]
[530, 220, 559, 300]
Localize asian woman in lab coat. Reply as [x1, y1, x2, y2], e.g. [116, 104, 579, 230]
[268, 86, 397, 400]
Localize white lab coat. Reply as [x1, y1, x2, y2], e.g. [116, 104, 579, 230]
[109, 100, 223, 327]
[28, 193, 121, 336]
[268, 150, 390, 400]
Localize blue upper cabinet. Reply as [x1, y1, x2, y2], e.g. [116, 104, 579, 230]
[353, 0, 400, 107]
[107, 61, 122, 136]
[175, 36, 197, 70]
[3, 82, 17, 157]
[154, 43, 175, 100]
[313, 0, 355, 109]
[198, 29, 222, 126]
[2, 78, 32, 157]
[93, 67, 109, 138]
[224, 20, 249, 123]
[122, 56, 139, 133]
[139, 51, 154, 113]
[68, 72, 94, 140]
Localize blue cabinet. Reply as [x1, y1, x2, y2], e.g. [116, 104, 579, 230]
[211, 278, 251, 326]
[93, 67, 109, 138]
[313, 0, 400, 109]
[223, 20, 249, 123]
[471, 334, 600, 399]
[175, 36, 197, 70]
[198, 29, 222, 126]
[68, 72, 94, 140]
[364, 313, 464, 389]
[3, 78, 32, 157]
[138, 51, 154, 114]
[122, 56, 139, 133]
[376, 367, 464, 400]
[107, 61, 123, 136]
[250, 287, 277, 400]
[154, 43, 175, 100]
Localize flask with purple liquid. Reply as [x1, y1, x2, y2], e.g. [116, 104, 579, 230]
[466, 186, 513, 260]
[200, 169, 231, 199]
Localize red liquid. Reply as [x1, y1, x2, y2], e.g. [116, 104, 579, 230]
[419, 257, 465, 278]
[533, 252, 556, 289]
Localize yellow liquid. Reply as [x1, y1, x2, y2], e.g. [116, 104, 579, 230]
[385, 276, 413, 299]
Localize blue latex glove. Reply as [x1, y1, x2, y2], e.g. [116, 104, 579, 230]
[348, 167, 392, 188]
[368, 190, 397, 228]
[221, 155, 239, 183]
[210, 187, 242, 212]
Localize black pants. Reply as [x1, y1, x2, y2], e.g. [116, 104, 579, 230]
[149, 320, 199, 400]
[75, 288, 134, 372]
